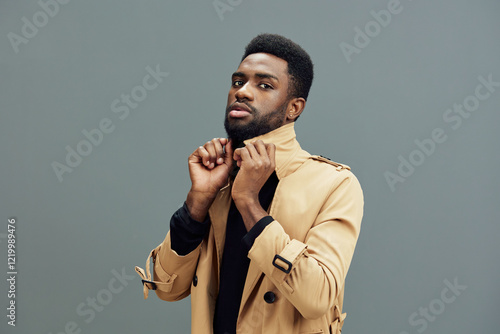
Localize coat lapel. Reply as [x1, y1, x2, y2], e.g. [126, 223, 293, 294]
[208, 182, 233, 276]
[239, 260, 264, 314]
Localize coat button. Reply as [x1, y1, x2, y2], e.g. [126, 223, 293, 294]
[193, 275, 198, 287]
[264, 291, 276, 304]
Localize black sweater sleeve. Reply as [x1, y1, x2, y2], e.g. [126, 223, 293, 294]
[242, 215, 274, 252]
[169, 202, 211, 256]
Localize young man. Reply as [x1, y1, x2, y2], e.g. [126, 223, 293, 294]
[136, 34, 364, 334]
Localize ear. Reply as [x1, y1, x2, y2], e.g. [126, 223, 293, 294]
[285, 97, 306, 123]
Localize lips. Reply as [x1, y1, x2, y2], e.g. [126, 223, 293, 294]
[228, 103, 252, 118]
[229, 109, 250, 118]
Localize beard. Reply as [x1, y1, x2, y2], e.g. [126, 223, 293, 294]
[224, 100, 288, 149]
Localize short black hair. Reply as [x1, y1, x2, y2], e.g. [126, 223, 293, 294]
[242, 34, 314, 101]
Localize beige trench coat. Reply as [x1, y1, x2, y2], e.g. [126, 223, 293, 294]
[136, 123, 364, 333]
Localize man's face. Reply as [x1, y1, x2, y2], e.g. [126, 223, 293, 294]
[224, 53, 291, 146]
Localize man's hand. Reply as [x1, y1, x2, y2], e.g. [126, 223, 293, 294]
[232, 140, 276, 231]
[186, 138, 234, 221]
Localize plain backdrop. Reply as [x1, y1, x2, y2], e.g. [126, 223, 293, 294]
[1, 0, 499, 333]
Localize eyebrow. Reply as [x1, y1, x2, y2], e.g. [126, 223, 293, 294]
[232, 71, 280, 82]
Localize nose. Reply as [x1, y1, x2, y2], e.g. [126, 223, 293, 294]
[234, 81, 254, 101]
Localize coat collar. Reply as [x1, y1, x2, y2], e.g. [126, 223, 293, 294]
[243, 122, 310, 180]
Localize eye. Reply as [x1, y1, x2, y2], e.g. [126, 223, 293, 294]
[259, 83, 273, 89]
[232, 80, 244, 87]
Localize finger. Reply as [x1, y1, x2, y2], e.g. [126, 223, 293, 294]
[247, 141, 269, 167]
[233, 147, 242, 162]
[266, 143, 276, 168]
[233, 148, 242, 168]
[224, 139, 234, 165]
[211, 138, 225, 165]
[196, 146, 210, 167]
[204, 140, 218, 169]
[239, 147, 252, 163]
[234, 147, 252, 166]
[244, 142, 259, 160]
[253, 140, 268, 157]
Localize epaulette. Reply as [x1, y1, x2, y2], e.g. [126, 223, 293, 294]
[310, 155, 351, 171]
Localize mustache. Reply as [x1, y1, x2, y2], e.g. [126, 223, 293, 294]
[225, 101, 258, 114]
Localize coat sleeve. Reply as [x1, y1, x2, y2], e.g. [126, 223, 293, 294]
[247, 171, 364, 320]
[135, 230, 203, 301]
[135, 204, 210, 301]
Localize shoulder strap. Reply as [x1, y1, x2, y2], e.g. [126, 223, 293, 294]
[309, 155, 351, 171]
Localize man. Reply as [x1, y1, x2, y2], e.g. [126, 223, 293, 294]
[135, 34, 364, 334]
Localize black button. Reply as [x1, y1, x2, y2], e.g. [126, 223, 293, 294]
[193, 275, 198, 287]
[264, 291, 276, 304]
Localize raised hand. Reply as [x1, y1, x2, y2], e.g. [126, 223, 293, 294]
[186, 138, 234, 221]
[231, 140, 276, 230]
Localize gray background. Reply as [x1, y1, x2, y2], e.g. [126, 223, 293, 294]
[1, 0, 499, 333]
